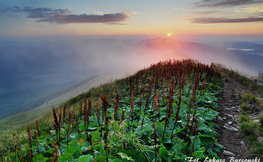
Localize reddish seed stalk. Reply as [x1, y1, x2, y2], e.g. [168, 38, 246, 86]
[67, 110, 73, 146]
[27, 123, 32, 161]
[162, 104, 170, 140]
[141, 90, 151, 130]
[52, 107, 59, 130]
[63, 105, 66, 123]
[171, 91, 182, 141]
[130, 91, 134, 122]
[79, 102, 82, 120]
[153, 123, 157, 162]
[100, 94, 109, 162]
[52, 107, 60, 147]
[36, 120, 40, 136]
[84, 99, 88, 131]
[153, 96, 157, 122]
[58, 110, 62, 130]
[96, 102, 100, 126]
[52, 144, 59, 162]
[100, 94, 109, 122]
[114, 91, 119, 121]
[87, 99, 92, 130]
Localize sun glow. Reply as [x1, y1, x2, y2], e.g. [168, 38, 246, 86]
[167, 33, 171, 37]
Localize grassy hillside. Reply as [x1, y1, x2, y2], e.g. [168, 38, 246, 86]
[2, 59, 260, 161]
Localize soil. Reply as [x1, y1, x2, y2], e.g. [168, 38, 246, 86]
[217, 78, 259, 160]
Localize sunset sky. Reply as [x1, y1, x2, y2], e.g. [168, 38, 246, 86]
[1, 0, 263, 37]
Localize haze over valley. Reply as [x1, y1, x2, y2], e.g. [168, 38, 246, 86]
[0, 0, 263, 123]
[1, 36, 263, 120]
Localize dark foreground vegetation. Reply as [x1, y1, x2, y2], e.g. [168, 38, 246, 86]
[1, 59, 263, 161]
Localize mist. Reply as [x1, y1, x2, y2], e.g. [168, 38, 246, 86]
[1, 36, 263, 119]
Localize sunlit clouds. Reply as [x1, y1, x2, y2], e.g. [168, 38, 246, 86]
[234, 4, 263, 13]
[0, 0, 262, 37]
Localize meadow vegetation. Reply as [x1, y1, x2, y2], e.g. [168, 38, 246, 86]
[0, 59, 225, 161]
[235, 91, 263, 158]
[1, 59, 263, 161]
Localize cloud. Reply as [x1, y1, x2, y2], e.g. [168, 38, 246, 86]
[172, 7, 187, 11]
[192, 11, 221, 15]
[234, 4, 263, 13]
[194, 0, 263, 7]
[23, 7, 71, 19]
[0, 4, 134, 24]
[189, 16, 263, 23]
[37, 11, 133, 24]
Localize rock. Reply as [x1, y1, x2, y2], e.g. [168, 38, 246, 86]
[223, 150, 236, 156]
[218, 116, 224, 121]
[233, 124, 239, 129]
[234, 115, 238, 122]
[253, 107, 261, 113]
[223, 124, 239, 131]
[257, 137, 263, 143]
[228, 121, 233, 125]
[232, 94, 238, 99]
[225, 107, 236, 110]
[225, 114, 235, 121]
[223, 117, 227, 120]
[253, 119, 260, 123]
[240, 141, 245, 147]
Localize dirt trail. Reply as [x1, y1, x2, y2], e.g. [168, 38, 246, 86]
[217, 78, 257, 160]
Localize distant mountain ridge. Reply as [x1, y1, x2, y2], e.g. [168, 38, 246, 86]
[134, 37, 263, 74]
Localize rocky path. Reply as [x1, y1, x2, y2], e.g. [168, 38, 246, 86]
[217, 78, 257, 160]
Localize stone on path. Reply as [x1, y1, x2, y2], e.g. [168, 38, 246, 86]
[223, 150, 236, 156]
[223, 124, 239, 131]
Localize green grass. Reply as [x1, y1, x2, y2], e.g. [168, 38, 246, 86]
[239, 113, 252, 123]
[0, 104, 61, 133]
[212, 63, 263, 97]
[240, 104, 251, 111]
[239, 121, 256, 136]
[260, 113, 263, 127]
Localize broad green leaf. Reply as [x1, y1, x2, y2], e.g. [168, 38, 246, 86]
[191, 147, 205, 159]
[78, 154, 93, 162]
[198, 135, 215, 145]
[212, 142, 225, 154]
[124, 150, 146, 162]
[207, 151, 218, 159]
[191, 136, 201, 150]
[112, 159, 123, 162]
[155, 121, 164, 137]
[92, 130, 101, 143]
[94, 155, 106, 162]
[117, 152, 134, 161]
[65, 140, 82, 158]
[33, 154, 49, 162]
[58, 153, 73, 162]
[198, 122, 207, 131]
[159, 146, 167, 159]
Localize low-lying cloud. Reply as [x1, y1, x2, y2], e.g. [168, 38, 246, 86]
[0, 5, 134, 24]
[194, 0, 263, 7]
[189, 16, 263, 23]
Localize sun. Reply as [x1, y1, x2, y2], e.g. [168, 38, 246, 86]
[167, 33, 171, 37]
